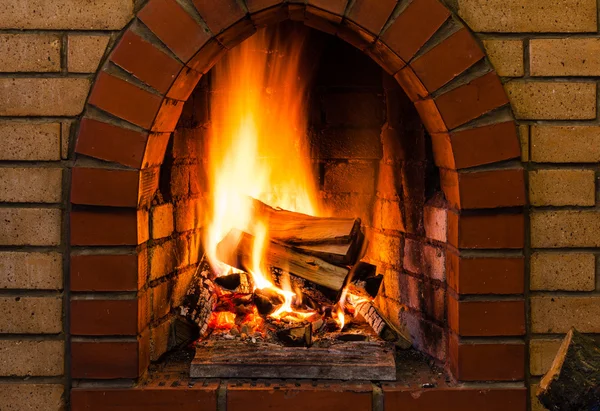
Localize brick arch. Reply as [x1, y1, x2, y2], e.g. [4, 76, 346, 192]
[70, 0, 526, 383]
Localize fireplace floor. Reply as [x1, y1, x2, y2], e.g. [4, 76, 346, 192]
[71, 348, 527, 411]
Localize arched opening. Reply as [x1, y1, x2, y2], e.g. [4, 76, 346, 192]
[69, 0, 526, 404]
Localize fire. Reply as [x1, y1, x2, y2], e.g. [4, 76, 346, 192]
[204, 25, 320, 321]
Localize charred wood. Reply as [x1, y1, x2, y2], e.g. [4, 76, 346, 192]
[537, 328, 600, 411]
[178, 257, 216, 337]
[352, 300, 411, 349]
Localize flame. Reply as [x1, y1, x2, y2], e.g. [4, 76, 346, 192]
[204, 25, 320, 322]
[208, 311, 236, 330]
[334, 287, 349, 330]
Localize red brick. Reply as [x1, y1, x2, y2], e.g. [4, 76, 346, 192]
[216, 19, 256, 50]
[308, 0, 348, 15]
[152, 98, 185, 132]
[110, 30, 183, 95]
[348, 0, 396, 35]
[71, 167, 139, 208]
[227, 383, 372, 411]
[414, 99, 448, 133]
[382, 0, 450, 61]
[138, 0, 210, 62]
[449, 213, 524, 249]
[383, 386, 526, 411]
[75, 118, 148, 169]
[448, 297, 525, 336]
[70, 209, 141, 246]
[71, 298, 146, 336]
[71, 334, 149, 379]
[143, 132, 171, 168]
[88, 72, 163, 129]
[305, 6, 342, 35]
[336, 19, 376, 51]
[394, 66, 429, 101]
[449, 335, 525, 381]
[412, 29, 484, 92]
[431, 122, 520, 169]
[187, 39, 227, 74]
[166, 67, 202, 101]
[193, 0, 246, 33]
[246, 0, 283, 13]
[250, 4, 289, 27]
[71, 254, 141, 292]
[365, 40, 405, 75]
[71, 385, 219, 411]
[435, 72, 509, 130]
[447, 254, 524, 294]
[441, 168, 526, 209]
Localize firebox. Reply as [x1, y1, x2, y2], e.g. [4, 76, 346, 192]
[69, 1, 527, 409]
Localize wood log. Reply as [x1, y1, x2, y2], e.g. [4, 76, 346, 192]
[250, 197, 362, 246]
[178, 257, 217, 337]
[273, 323, 312, 347]
[351, 300, 411, 349]
[253, 288, 284, 315]
[191, 340, 396, 380]
[214, 272, 252, 293]
[537, 328, 600, 411]
[217, 229, 349, 291]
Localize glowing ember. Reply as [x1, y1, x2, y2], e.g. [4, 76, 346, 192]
[203, 25, 322, 322]
[208, 311, 236, 330]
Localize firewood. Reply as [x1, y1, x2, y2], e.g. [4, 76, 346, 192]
[351, 300, 411, 349]
[275, 323, 312, 347]
[294, 231, 363, 265]
[253, 288, 284, 315]
[250, 197, 362, 245]
[171, 316, 200, 349]
[214, 272, 252, 293]
[344, 261, 383, 299]
[217, 229, 349, 291]
[537, 328, 600, 411]
[178, 257, 217, 337]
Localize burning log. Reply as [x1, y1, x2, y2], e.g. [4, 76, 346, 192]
[250, 197, 363, 247]
[217, 229, 349, 292]
[295, 236, 363, 265]
[253, 288, 284, 315]
[351, 299, 411, 349]
[537, 328, 600, 411]
[214, 272, 252, 293]
[179, 257, 217, 337]
[274, 323, 312, 347]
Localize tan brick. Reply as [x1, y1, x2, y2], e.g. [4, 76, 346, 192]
[0, 383, 64, 411]
[68, 34, 110, 73]
[519, 124, 529, 162]
[531, 126, 600, 163]
[0, 78, 90, 116]
[0, 122, 61, 161]
[482, 39, 524, 77]
[0, 34, 60, 72]
[531, 252, 595, 291]
[530, 338, 562, 376]
[0, 0, 133, 30]
[0, 252, 62, 290]
[531, 210, 600, 248]
[0, 208, 61, 246]
[531, 38, 600, 76]
[61, 121, 72, 160]
[151, 203, 174, 240]
[531, 295, 600, 333]
[458, 0, 597, 32]
[0, 168, 62, 203]
[0, 340, 64, 376]
[505, 81, 596, 120]
[529, 169, 595, 206]
[0, 297, 62, 334]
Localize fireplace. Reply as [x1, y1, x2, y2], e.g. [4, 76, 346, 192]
[69, 0, 526, 409]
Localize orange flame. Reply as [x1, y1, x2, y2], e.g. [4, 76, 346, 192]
[204, 25, 320, 322]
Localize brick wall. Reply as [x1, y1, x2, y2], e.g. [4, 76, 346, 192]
[0, 0, 598, 410]
[0, 1, 134, 410]
[448, 0, 600, 409]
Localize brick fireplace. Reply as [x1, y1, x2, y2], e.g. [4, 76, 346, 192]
[7, 0, 600, 410]
[65, 0, 527, 408]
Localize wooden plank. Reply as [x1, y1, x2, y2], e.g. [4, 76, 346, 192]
[217, 229, 349, 291]
[191, 340, 396, 380]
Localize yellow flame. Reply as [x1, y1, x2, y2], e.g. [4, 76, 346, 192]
[204, 25, 320, 321]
